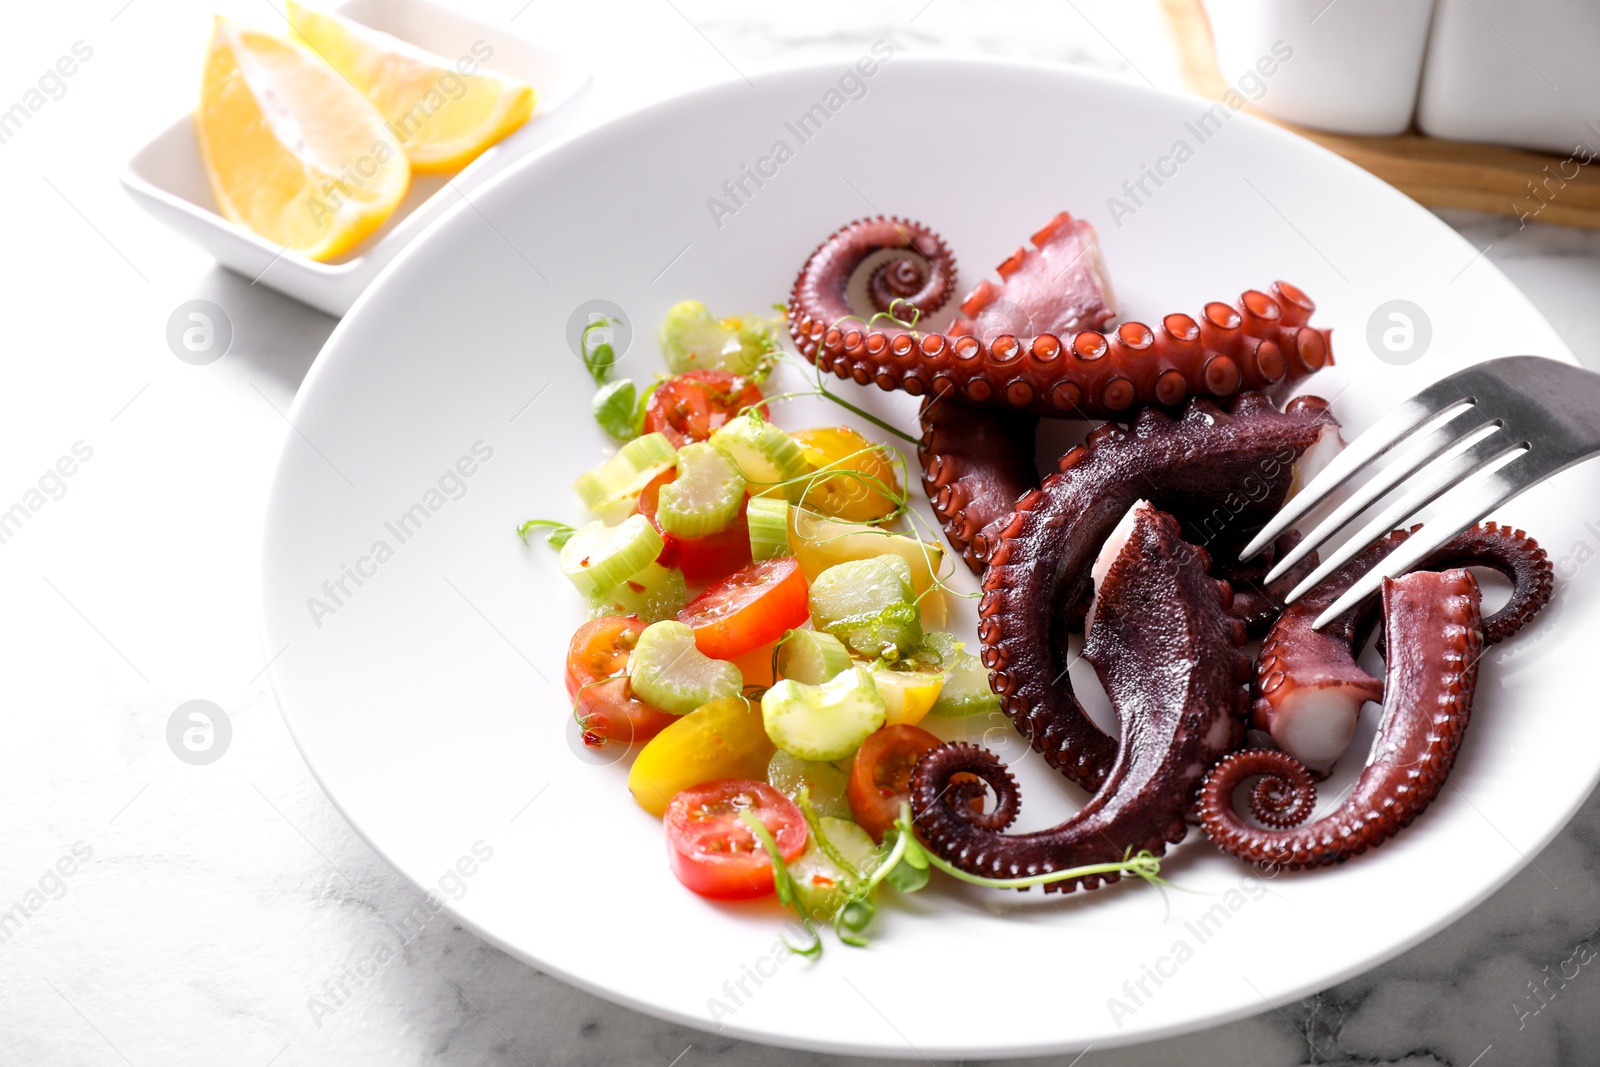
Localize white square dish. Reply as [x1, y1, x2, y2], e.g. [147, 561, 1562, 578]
[119, 0, 592, 317]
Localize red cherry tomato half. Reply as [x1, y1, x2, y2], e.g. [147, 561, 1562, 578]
[664, 779, 808, 899]
[848, 724, 946, 842]
[638, 469, 752, 584]
[642, 370, 766, 447]
[677, 557, 809, 660]
[564, 616, 678, 747]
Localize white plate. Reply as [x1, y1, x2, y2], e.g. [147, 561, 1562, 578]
[261, 56, 1599, 1057]
[119, 0, 592, 317]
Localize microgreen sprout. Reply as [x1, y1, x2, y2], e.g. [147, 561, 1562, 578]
[517, 519, 577, 548]
[830, 803, 1169, 949]
[866, 298, 922, 332]
[768, 628, 798, 687]
[831, 297, 922, 335]
[795, 787, 862, 880]
[746, 353, 921, 445]
[738, 809, 822, 958]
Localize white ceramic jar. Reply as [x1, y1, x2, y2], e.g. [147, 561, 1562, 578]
[1416, 0, 1600, 155]
[1202, 0, 1437, 136]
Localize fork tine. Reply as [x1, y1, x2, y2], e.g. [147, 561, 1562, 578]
[1262, 409, 1501, 583]
[1238, 394, 1474, 561]
[1312, 450, 1534, 628]
[1283, 429, 1521, 604]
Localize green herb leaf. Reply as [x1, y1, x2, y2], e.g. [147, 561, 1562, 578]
[582, 317, 617, 384]
[899, 831, 930, 871]
[883, 856, 930, 894]
[593, 378, 639, 440]
[835, 898, 875, 947]
[517, 519, 577, 547]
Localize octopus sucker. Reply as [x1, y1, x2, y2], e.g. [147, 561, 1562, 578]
[911, 503, 1249, 892]
[1251, 522, 1551, 773]
[1199, 568, 1485, 870]
[975, 392, 1334, 792]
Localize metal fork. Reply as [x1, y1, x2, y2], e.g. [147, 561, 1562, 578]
[1238, 355, 1600, 630]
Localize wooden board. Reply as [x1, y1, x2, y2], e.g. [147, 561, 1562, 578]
[1160, 0, 1600, 229]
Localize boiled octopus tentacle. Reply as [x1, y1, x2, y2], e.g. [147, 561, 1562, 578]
[975, 392, 1336, 792]
[1253, 522, 1551, 773]
[1200, 567, 1484, 870]
[911, 502, 1250, 892]
[917, 393, 1039, 573]
[789, 216, 1333, 419]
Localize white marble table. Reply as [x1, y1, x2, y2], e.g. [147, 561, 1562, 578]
[5, 2, 1599, 1064]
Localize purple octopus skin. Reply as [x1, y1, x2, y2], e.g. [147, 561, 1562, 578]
[1200, 567, 1485, 870]
[1059, 528, 1323, 636]
[910, 502, 1250, 892]
[1215, 530, 1324, 637]
[970, 392, 1336, 793]
[1253, 522, 1552, 774]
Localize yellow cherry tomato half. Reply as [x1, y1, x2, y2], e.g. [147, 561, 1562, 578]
[628, 695, 776, 816]
[870, 665, 945, 727]
[788, 508, 945, 597]
[790, 426, 902, 522]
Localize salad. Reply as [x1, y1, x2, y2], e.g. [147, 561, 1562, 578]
[521, 301, 1157, 953]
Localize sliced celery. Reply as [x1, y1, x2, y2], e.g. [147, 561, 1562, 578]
[922, 632, 1000, 717]
[573, 433, 677, 515]
[790, 816, 879, 919]
[558, 515, 663, 596]
[776, 629, 851, 685]
[659, 300, 780, 381]
[761, 667, 886, 761]
[710, 414, 810, 500]
[767, 750, 852, 820]
[628, 620, 743, 715]
[746, 497, 791, 562]
[656, 443, 745, 539]
[588, 561, 688, 623]
[808, 556, 923, 659]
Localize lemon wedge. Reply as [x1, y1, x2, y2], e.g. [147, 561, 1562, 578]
[196, 16, 409, 261]
[286, 1, 535, 173]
